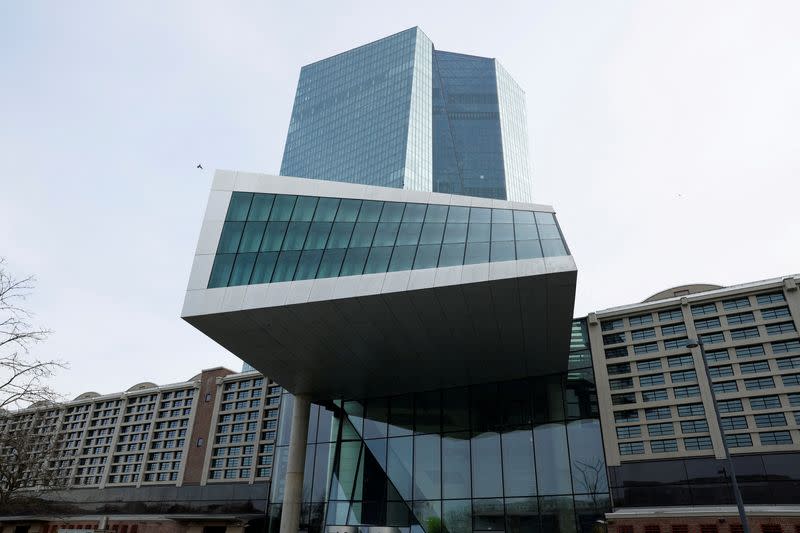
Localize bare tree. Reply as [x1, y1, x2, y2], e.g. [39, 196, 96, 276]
[0, 408, 69, 506]
[0, 258, 65, 409]
[0, 258, 68, 507]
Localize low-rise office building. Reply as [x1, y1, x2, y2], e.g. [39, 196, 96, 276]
[587, 276, 800, 532]
[0, 368, 284, 533]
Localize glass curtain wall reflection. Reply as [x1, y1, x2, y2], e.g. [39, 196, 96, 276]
[267, 320, 610, 533]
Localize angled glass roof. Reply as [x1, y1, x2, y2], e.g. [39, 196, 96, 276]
[207, 192, 569, 289]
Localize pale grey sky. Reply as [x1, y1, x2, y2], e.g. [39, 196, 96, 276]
[1, 1, 798, 401]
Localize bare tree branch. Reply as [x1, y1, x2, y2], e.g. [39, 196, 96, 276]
[0, 257, 66, 410]
[0, 259, 69, 503]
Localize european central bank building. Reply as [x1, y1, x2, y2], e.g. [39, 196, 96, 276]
[181, 27, 800, 533]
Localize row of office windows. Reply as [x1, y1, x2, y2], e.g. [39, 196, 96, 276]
[618, 430, 795, 456]
[606, 338, 799, 361]
[600, 292, 788, 333]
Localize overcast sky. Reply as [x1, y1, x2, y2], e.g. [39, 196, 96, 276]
[1, 1, 798, 401]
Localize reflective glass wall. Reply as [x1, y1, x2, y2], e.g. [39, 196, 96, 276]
[208, 192, 569, 289]
[268, 320, 609, 533]
[432, 51, 508, 201]
[280, 28, 429, 190]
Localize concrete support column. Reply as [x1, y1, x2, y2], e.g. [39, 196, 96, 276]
[280, 394, 311, 533]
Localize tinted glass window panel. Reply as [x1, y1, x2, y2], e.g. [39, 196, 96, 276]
[471, 432, 503, 498]
[492, 208, 513, 223]
[229, 253, 257, 286]
[447, 206, 469, 223]
[491, 223, 515, 242]
[535, 211, 556, 225]
[413, 245, 440, 270]
[364, 247, 392, 274]
[467, 223, 491, 243]
[538, 224, 561, 239]
[272, 251, 300, 282]
[513, 210, 535, 224]
[226, 192, 253, 221]
[358, 200, 383, 222]
[291, 196, 317, 221]
[425, 204, 448, 223]
[534, 423, 572, 495]
[373, 223, 400, 246]
[340, 248, 369, 277]
[514, 223, 538, 240]
[396, 222, 422, 245]
[386, 436, 412, 500]
[209, 254, 235, 288]
[473, 498, 504, 532]
[464, 242, 490, 265]
[516, 239, 543, 260]
[281, 222, 310, 250]
[442, 433, 471, 499]
[335, 199, 362, 222]
[438, 243, 465, 267]
[270, 195, 297, 221]
[218, 221, 245, 253]
[413, 434, 441, 500]
[261, 221, 288, 252]
[388, 246, 416, 272]
[491, 241, 516, 262]
[505, 497, 538, 533]
[326, 222, 354, 249]
[468, 207, 491, 223]
[443, 223, 468, 244]
[315, 248, 344, 279]
[350, 222, 378, 247]
[238, 221, 267, 252]
[541, 239, 567, 257]
[304, 222, 332, 250]
[380, 202, 404, 222]
[313, 197, 340, 222]
[502, 427, 537, 497]
[251, 252, 279, 284]
[568, 418, 608, 494]
[402, 203, 426, 222]
[419, 223, 445, 245]
[294, 250, 323, 280]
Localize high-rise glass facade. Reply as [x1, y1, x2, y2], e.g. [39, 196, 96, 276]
[267, 320, 609, 533]
[280, 27, 533, 202]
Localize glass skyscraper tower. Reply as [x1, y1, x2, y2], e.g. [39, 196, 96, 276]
[280, 27, 533, 203]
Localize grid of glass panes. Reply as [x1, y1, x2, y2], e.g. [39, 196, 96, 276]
[281, 28, 424, 190]
[601, 305, 716, 459]
[208, 376, 266, 481]
[266, 334, 606, 533]
[0, 408, 65, 488]
[108, 393, 154, 485]
[432, 50, 507, 201]
[60, 403, 91, 481]
[141, 387, 195, 483]
[73, 399, 121, 485]
[208, 192, 568, 288]
[254, 379, 282, 480]
[606, 288, 800, 460]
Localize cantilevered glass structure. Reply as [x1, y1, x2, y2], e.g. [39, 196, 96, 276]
[184, 172, 576, 399]
[280, 27, 533, 202]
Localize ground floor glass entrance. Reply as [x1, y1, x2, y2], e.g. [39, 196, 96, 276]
[267, 362, 610, 533]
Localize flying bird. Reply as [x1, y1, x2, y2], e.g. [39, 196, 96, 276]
[197, 164, 203, 169]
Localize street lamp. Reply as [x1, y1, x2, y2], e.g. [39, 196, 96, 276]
[686, 338, 751, 533]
